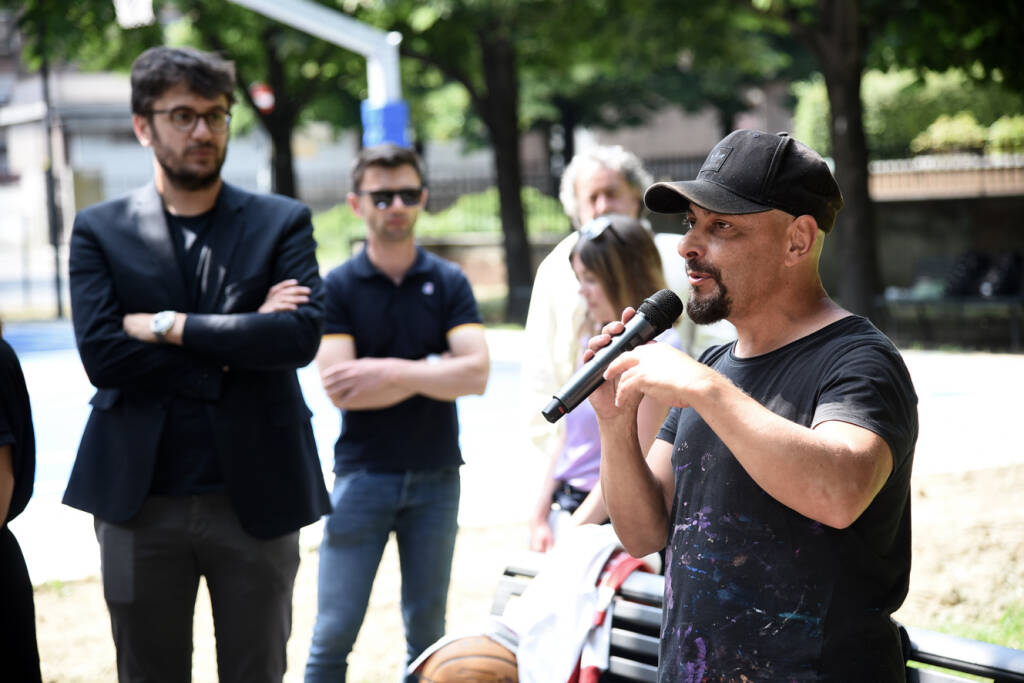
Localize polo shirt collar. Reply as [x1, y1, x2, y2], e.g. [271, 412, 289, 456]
[352, 244, 432, 283]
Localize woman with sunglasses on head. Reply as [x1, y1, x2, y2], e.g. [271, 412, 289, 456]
[528, 214, 680, 552]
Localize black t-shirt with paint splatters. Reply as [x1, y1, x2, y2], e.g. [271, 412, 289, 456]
[656, 316, 918, 682]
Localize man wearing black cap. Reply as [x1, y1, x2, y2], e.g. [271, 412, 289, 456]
[588, 130, 918, 680]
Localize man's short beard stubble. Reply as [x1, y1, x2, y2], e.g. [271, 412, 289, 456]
[151, 126, 225, 192]
[685, 262, 731, 325]
[157, 147, 224, 191]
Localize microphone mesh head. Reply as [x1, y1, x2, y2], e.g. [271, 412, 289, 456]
[637, 289, 683, 331]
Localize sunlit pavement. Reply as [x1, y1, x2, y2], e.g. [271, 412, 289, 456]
[5, 320, 1024, 585]
[5, 323, 539, 584]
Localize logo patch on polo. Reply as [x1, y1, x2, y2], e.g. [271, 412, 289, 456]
[701, 146, 732, 174]
[422, 281, 435, 296]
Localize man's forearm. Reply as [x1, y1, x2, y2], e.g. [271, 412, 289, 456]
[335, 355, 487, 410]
[687, 373, 892, 529]
[599, 418, 670, 557]
[183, 308, 323, 370]
[399, 355, 489, 401]
[0, 445, 14, 524]
[330, 382, 416, 410]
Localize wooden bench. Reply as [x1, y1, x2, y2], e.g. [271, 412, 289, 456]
[491, 552, 1024, 682]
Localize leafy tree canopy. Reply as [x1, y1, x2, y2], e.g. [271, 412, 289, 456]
[793, 69, 1024, 159]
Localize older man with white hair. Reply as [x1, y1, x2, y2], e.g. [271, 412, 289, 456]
[521, 145, 714, 537]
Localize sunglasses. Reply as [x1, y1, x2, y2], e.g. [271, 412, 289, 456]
[359, 187, 424, 210]
[578, 215, 623, 242]
[150, 106, 231, 133]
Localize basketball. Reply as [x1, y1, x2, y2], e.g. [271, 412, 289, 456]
[415, 635, 518, 682]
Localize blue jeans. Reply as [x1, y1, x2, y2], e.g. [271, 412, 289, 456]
[304, 467, 460, 683]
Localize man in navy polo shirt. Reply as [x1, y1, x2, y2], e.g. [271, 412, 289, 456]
[305, 143, 490, 682]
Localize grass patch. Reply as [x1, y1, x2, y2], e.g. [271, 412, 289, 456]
[906, 662, 987, 681]
[477, 293, 510, 326]
[933, 601, 1024, 650]
[37, 579, 68, 597]
[905, 602, 1024, 681]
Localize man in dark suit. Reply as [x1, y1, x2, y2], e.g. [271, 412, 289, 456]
[64, 46, 330, 683]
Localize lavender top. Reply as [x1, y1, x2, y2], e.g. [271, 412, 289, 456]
[552, 328, 680, 490]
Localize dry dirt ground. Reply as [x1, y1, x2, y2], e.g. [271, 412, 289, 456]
[33, 463, 1024, 682]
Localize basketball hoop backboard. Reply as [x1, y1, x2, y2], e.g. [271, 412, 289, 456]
[113, 0, 155, 29]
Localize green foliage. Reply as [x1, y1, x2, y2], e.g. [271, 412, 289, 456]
[791, 74, 830, 157]
[312, 187, 565, 269]
[871, 0, 1024, 94]
[792, 69, 1024, 159]
[910, 113, 987, 155]
[10, 0, 162, 70]
[418, 186, 566, 238]
[902, 601, 1024, 682]
[311, 203, 359, 270]
[987, 115, 1024, 154]
[933, 601, 1024, 651]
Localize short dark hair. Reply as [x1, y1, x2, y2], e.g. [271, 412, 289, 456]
[351, 143, 426, 193]
[130, 46, 236, 115]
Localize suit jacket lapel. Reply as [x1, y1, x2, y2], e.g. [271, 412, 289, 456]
[199, 182, 246, 313]
[133, 183, 189, 309]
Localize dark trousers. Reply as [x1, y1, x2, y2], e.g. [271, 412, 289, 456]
[0, 526, 42, 683]
[95, 493, 300, 683]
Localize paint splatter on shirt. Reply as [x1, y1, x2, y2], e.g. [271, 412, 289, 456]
[656, 316, 917, 681]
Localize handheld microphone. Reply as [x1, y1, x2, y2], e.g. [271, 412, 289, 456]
[541, 289, 683, 423]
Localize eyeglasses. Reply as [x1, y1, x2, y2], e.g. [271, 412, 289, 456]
[578, 215, 622, 242]
[359, 187, 424, 210]
[150, 107, 231, 133]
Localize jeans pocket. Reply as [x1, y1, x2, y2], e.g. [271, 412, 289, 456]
[325, 470, 394, 538]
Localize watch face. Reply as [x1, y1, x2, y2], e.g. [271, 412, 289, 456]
[151, 311, 174, 336]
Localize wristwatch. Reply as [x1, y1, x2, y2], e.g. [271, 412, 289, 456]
[150, 310, 176, 341]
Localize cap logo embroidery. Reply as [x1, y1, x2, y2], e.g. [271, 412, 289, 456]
[422, 281, 435, 296]
[701, 146, 732, 174]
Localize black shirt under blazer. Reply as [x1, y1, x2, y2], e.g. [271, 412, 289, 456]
[64, 181, 330, 538]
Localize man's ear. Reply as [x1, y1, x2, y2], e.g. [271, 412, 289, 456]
[132, 113, 153, 148]
[784, 214, 819, 265]
[347, 192, 363, 217]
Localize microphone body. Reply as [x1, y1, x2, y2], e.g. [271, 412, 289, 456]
[542, 289, 682, 423]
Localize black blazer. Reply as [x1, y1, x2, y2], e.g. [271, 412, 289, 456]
[64, 182, 330, 538]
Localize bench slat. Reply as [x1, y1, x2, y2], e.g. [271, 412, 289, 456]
[610, 627, 659, 660]
[616, 570, 663, 605]
[607, 655, 658, 682]
[610, 599, 661, 631]
[904, 626, 1024, 682]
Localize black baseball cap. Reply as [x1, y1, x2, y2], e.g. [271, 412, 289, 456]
[644, 130, 844, 232]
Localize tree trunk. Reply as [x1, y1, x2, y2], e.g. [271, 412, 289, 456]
[260, 28, 298, 199]
[198, 18, 300, 199]
[267, 125, 297, 198]
[558, 99, 579, 189]
[809, 0, 879, 318]
[480, 32, 532, 324]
